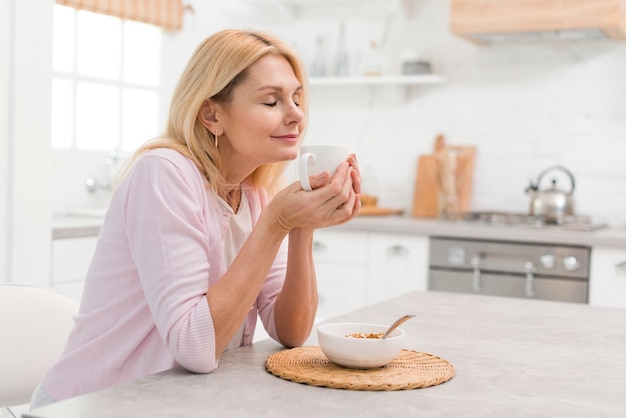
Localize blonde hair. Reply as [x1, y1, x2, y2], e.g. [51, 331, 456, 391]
[118, 29, 308, 197]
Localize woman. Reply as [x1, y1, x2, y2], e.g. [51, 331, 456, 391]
[32, 29, 361, 407]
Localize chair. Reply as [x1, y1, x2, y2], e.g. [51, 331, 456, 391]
[0, 284, 78, 416]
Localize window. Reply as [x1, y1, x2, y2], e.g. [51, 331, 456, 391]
[51, 5, 162, 152]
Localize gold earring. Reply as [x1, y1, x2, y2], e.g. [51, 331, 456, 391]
[214, 133, 219, 149]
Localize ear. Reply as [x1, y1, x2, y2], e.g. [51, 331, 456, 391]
[198, 99, 221, 135]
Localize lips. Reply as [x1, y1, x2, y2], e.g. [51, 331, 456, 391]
[273, 134, 299, 143]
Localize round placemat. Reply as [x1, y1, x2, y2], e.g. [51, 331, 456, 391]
[265, 346, 455, 391]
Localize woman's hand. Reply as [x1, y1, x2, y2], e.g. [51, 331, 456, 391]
[347, 153, 362, 197]
[264, 160, 361, 233]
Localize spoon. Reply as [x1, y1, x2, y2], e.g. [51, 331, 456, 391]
[382, 314, 415, 339]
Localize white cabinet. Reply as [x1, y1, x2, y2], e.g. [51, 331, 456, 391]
[367, 233, 429, 304]
[312, 229, 430, 319]
[312, 229, 368, 320]
[589, 246, 626, 309]
[51, 236, 97, 302]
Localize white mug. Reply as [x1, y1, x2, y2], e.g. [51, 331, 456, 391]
[298, 145, 351, 191]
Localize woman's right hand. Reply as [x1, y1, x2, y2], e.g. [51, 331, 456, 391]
[264, 162, 360, 233]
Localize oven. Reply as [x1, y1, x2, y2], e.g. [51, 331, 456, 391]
[428, 237, 591, 303]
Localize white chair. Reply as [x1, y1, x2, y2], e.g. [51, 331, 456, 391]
[0, 284, 78, 417]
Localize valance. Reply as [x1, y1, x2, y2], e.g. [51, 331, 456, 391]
[56, 0, 185, 31]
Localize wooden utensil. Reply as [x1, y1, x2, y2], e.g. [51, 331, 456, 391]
[382, 314, 416, 339]
[412, 135, 476, 218]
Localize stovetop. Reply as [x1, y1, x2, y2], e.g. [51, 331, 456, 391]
[448, 211, 607, 232]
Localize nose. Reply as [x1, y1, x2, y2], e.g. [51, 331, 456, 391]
[284, 102, 304, 125]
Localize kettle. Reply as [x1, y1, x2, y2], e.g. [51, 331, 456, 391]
[525, 165, 575, 223]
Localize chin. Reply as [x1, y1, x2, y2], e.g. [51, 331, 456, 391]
[280, 144, 300, 161]
[285, 149, 299, 161]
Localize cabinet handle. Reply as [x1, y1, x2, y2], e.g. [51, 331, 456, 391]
[524, 261, 536, 298]
[471, 256, 482, 292]
[313, 241, 327, 252]
[616, 261, 626, 271]
[386, 245, 409, 256]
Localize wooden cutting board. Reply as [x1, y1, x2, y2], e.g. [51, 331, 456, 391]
[412, 145, 476, 218]
[359, 206, 403, 216]
[412, 155, 440, 217]
[454, 146, 476, 213]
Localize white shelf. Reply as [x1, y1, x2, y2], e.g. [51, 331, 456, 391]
[309, 74, 446, 86]
[243, 0, 386, 3]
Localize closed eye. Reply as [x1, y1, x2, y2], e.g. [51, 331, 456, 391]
[264, 101, 278, 107]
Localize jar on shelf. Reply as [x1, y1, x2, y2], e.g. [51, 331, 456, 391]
[401, 51, 431, 75]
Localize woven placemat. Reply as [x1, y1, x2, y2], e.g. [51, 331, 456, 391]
[265, 346, 455, 391]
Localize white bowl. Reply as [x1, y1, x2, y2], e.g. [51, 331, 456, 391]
[317, 322, 405, 369]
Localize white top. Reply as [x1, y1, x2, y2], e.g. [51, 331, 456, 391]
[217, 191, 252, 351]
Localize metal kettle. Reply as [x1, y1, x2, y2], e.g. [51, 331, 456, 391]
[525, 165, 575, 223]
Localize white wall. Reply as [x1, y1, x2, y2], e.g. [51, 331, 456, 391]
[0, 0, 11, 281]
[1, 0, 53, 285]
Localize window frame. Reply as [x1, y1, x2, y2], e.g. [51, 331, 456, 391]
[51, 5, 163, 153]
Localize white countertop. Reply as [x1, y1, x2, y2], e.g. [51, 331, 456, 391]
[24, 291, 626, 418]
[52, 212, 626, 248]
[338, 215, 626, 248]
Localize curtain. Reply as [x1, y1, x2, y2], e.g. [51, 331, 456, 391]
[56, 0, 185, 31]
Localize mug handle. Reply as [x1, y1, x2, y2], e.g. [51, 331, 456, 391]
[299, 152, 316, 191]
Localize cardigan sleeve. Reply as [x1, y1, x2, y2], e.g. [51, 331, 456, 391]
[123, 152, 219, 373]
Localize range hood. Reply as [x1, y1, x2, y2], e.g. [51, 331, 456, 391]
[450, 0, 626, 44]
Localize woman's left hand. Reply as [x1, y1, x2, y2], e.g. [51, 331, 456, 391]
[347, 153, 362, 197]
[265, 159, 361, 233]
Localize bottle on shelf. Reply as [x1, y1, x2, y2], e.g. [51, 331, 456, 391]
[363, 40, 383, 76]
[310, 36, 328, 77]
[335, 21, 349, 77]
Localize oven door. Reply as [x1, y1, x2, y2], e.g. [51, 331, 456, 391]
[429, 269, 588, 303]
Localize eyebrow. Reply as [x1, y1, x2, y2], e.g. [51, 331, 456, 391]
[256, 84, 303, 93]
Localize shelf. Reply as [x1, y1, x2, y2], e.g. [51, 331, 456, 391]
[243, 0, 387, 4]
[309, 74, 446, 86]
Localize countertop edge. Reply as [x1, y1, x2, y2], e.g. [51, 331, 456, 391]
[52, 214, 626, 248]
[334, 215, 626, 248]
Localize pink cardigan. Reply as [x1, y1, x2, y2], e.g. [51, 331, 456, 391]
[41, 148, 288, 401]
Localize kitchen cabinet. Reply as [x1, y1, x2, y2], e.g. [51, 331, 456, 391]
[312, 229, 430, 319]
[367, 232, 429, 304]
[589, 246, 626, 309]
[312, 229, 368, 320]
[451, 0, 626, 44]
[51, 236, 97, 302]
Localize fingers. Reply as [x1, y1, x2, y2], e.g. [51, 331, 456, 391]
[347, 154, 362, 195]
[274, 156, 361, 229]
[305, 171, 330, 190]
[322, 163, 357, 215]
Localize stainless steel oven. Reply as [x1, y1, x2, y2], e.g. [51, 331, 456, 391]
[428, 237, 591, 303]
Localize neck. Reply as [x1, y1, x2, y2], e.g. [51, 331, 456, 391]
[223, 185, 242, 212]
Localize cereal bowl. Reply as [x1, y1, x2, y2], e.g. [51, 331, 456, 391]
[317, 322, 405, 369]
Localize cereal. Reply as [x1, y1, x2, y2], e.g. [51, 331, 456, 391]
[345, 332, 383, 339]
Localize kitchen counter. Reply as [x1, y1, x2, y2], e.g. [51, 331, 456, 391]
[340, 215, 626, 248]
[52, 213, 626, 248]
[25, 291, 626, 418]
[52, 214, 103, 239]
